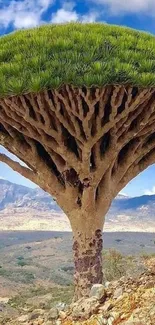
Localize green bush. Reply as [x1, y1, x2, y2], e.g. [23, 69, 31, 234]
[17, 256, 24, 261]
[17, 260, 27, 267]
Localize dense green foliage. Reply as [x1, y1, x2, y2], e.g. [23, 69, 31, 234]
[0, 23, 155, 97]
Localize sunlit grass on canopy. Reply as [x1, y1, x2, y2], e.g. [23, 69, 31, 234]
[0, 23, 155, 97]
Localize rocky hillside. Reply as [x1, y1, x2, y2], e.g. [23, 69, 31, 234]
[1, 257, 155, 325]
[0, 179, 154, 231]
[0, 179, 59, 211]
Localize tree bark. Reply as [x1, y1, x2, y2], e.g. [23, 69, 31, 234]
[72, 227, 103, 300]
[70, 207, 105, 301]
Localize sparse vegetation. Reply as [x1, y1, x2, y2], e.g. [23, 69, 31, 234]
[140, 252, 155, 260]
[16, 255, 24, 260]
[102, 249, 147, 282]
[16, 256, 29, 267]
[8, 285, 73, 309]
[0, 267, 35, 283]
[17, 260, 27, 267]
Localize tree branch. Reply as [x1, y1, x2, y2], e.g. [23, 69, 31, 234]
[116, 148, 155, 194]
[0, 153, 37, 183]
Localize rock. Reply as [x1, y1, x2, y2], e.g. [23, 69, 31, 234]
[111, 280, 118, 287]
[110, 311, 120, 320]
[0, 303, 5, 312]
[90, 314, 107, 324]
[107, 316, 114, 325]
[56, 302, 67, 311]
[105, 281, 110, 288]
[29, 309, 45, 320]
[71, 296, 100, 320]
[0, 297, 9, 304]
[17, 314, 29, 322]
[56, 320, 62, 325]
[90, 284, 106, 301]
[47, 307, 59, 320]
[37, 319, 44, 325]
[32, 318, 44, 325]
[99, 301, 113, 312]
[144, 281, 154, 289]
[113, 287, 123, 299]
[120, 276, 126, 282]
[59, 310, 67, 319]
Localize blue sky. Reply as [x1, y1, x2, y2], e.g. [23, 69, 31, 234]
[0, 0, 155, 197]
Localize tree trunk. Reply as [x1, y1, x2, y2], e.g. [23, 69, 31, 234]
[70, 209, 104, 301]
[73, 228, 103, 300]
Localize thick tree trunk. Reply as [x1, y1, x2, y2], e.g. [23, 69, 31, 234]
[69, 205, 105, 301]
[72, 227, 103, 300]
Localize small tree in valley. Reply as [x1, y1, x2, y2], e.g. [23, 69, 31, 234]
[0, 23, 155, 300]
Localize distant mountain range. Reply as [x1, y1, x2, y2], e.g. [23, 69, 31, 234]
[0, 179, 59, 211]
[0, 179, 154, 232]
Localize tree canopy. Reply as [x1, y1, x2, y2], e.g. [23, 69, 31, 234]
[0, 23, 155, 97]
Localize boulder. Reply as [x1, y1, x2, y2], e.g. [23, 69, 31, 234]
[113, 287, 123, 299]
[17, 314, 29, 323]
[90, 284, 106, 301]
[59, 310, 67, 320]
[28, 309, 45, 320]
[99, 301, 113, 312]
[71, 296, 100, 320]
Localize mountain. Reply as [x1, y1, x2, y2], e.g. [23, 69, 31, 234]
[0, 179, 154, 232]
[0, 179, 60, 211]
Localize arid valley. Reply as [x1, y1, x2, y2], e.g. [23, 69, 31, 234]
[0, 179, 154, 324]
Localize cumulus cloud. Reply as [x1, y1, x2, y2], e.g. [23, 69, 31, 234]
[0, 0, 54, 29]
[144, 186, 155, 195]
[51, 2, 78, 23]
[51, 1, 100, 23]
[0, 0, 101, 30]
[89, 0, 155, 15]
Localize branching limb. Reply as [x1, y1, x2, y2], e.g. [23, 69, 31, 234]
[0, 85, 155, 217]
[117, 148, 155, 194]
[0, 153, 37, 182]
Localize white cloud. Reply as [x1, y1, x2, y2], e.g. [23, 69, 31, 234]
[89, 0, 155, 15]
[81, 12, 100, 22]
[0, 0, 101, 29]
[0, 0, 54, 29]
[0, 176, 6, 180]
[13, 12, 41, 29]
[51, 2, 100, 23]
[144, 186, 155, 195]
[119, 191, 128, 197]
[51, 5, 78, 23]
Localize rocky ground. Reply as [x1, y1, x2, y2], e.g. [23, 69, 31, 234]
[0, 257, 154, 325]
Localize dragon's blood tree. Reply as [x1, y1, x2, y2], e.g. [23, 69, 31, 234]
[0, 23, 155, 299]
